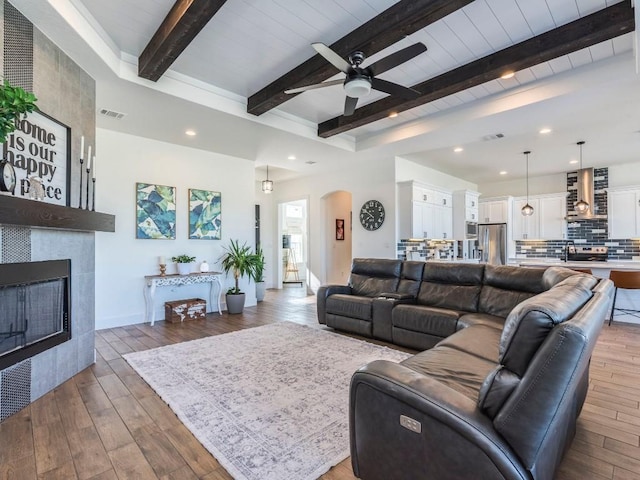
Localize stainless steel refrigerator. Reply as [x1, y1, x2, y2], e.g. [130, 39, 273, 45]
[477, 223, 507, 265]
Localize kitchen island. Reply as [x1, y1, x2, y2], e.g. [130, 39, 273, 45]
[517, 259, 640, 325]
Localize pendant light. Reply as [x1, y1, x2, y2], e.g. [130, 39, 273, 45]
[521, 151, 534, 216]
[574, 141, 590, 214]
[262, 165, 273, 194]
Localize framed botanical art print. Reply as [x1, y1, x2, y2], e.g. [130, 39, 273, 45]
[189, 189, 221, 239]
[136, 183, 176, 239]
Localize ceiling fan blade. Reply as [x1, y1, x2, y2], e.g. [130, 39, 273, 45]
[344, 96, 358, 116]
[284, 79, 344, 94]
[367, 42, 428, 76]
[312, 42, 351, 73]
[371, 78, 421, 99]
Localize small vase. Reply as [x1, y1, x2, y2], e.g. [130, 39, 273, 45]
[177, 263, 192, 275]
[200, 260, 209, 272]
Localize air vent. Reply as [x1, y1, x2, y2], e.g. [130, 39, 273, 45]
[98, 108, 126, 120]
[305, 161, 316, 165]
[482, 133, 504, 141]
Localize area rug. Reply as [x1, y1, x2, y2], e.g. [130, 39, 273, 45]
[123, 321, 410, 480]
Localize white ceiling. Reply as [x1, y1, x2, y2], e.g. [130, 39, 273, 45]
[11, 0, 640, 186]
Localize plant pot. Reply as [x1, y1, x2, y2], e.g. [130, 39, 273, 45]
[226, 293, 246, 314]
[177, 263, 192, 275]
[256, 281, 266, 302]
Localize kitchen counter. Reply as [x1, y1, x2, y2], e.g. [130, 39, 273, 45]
[517, 260, 640, 271]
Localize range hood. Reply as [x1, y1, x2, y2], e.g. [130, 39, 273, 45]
[566, 167, 607, 220]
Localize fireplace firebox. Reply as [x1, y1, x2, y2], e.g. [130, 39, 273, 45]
[0, 260, 71, 370]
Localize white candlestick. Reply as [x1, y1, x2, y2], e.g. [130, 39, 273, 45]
[87, 155, 92, 171]
[87, 146, 92, 166]
[159, 256, 166, 265]
[80, 136, 84, 160]
[92, 155, 96, 179]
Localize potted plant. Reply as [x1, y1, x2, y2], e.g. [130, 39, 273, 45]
[172, 254, 196, 275]
[219, 239, 255, 314]
[0, 79, 38, 144]
[251, 245, 266, 302]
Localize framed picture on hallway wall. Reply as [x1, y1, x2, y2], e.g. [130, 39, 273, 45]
[135, 183, 176, 239]
[336, 218, 345, 241]
[188, 189, 221, 239]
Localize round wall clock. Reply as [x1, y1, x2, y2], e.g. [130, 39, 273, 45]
[0, 160, 16, 193]
[360, 200, 385, 231]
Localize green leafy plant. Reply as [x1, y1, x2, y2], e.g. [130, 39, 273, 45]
[219, 239, 255, 294]
[0, 79, 38, 144]
[250, 245, 265, 283]
[171, 255, 195, 263]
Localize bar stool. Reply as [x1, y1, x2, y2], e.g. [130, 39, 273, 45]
[608, 270, 640, 325]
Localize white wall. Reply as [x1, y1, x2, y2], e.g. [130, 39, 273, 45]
[255, 182, 276, 289]
[95, 129, 256, 329]
[478, 161, 640, 198]
[325, 191, 352, 284]
[395, 157, 478, 191]
[272, 157, 397, 292]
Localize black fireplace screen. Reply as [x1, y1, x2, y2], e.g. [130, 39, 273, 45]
[0, 260, 70, 370]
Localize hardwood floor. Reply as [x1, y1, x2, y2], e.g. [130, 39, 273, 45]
[1, 286, 639, 479]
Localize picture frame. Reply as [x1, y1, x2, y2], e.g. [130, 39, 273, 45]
[136, 183, 176, 239]
[189, 189, 221, 239]
[3, 110, 71, 206]
[336, 218, 345, 241]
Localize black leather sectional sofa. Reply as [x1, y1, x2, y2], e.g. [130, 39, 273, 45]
[316, 258, 614, 480]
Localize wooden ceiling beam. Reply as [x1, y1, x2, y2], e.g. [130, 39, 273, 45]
[246, 0, 474, 116]
[318, 1, 635, 138]
[138, 0, 228, 82]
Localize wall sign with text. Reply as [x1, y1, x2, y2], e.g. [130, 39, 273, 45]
[3, 111, 71, 206]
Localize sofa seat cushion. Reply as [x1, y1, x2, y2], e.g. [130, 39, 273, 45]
[326, 294, 372, 321]
[436, 325, 501, 363]
[392, 304, 460, 337]
[456, 312, 505, 331]
[401, 346, 497, 401]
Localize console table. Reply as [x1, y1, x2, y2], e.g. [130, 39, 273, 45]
[144, 272, 223, 326]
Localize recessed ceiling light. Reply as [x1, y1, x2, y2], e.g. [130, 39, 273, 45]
[454, 147, 464, 153]
[185, 130, 196, 136]
[499, 171, 507, 175]
[500, 71, 515, 79]
[539, 128, 552, 134]
[388, 112, 398, 118]
[288, 155, 296, 161]
[569, 159, 579, 164]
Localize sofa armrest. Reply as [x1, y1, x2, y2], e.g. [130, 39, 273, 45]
[377, 292, 415, 300]
[350, 360, 529, 480]
[316, 284, 352, 325]
[371, 296, 415, 341]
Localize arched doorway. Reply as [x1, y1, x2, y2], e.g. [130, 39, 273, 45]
[323, 190, 353, 284]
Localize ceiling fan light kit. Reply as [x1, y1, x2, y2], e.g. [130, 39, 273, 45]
[285, 42, 427, 116]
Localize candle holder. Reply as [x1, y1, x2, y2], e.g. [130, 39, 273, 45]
[85, 167, 91, 210]
[91, 178, 96, 211]
[79, 158, 84, 208]
[159, 264, 166, 276]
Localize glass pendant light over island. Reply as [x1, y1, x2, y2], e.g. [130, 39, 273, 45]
[574, 141, 590, 214]
[521, 150, 534, 216]
[262, 165, 273, 194]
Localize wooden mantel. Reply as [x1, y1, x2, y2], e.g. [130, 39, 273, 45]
[0, 195, 115, 232]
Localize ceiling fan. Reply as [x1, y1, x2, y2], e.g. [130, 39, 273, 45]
[285, 42, 427, 116]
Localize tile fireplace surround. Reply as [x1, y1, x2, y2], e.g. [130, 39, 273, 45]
[0, 196, 114, 420]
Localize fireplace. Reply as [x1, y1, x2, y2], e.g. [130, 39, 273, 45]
[0, 260, 71, 370]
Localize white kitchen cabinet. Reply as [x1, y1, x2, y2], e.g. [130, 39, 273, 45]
[539, 195, 567, 240]
[511, 193, 567, 240]
[479, 199, 508, 224]
[398, 181, 453, 239]
[453, 190, 480, 239]
[512, 198, 540, 240]
[608, 187, 640, 238]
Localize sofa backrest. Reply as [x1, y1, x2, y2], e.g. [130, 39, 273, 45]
[397, 261, 425, 297]
[478, 265, 549, 318]
[417, 263, 485, 312]
[492, 284, 612, 479]
[349, 258, 402, 297]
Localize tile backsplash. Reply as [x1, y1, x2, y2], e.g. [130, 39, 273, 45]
[397, 239, 455, 260]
